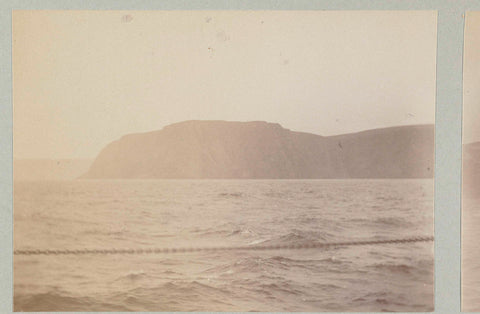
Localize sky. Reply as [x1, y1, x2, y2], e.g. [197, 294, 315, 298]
[13, 10, 437, 159]
[464, 12, 480, 144]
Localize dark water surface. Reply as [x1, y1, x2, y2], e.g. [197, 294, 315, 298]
[463, 196, 480, 312]
[14, 179, 433, 312]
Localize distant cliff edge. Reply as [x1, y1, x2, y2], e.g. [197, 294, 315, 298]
[81, 120, 434, 179]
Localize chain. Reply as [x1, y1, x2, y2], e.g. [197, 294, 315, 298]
[13, 236, 433, 256]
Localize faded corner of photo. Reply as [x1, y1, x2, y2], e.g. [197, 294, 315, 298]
[462, 10, 480, 313]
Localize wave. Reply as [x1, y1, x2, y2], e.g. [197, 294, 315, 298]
[81, 227, 126, 236]
[14, 291, 131, 312]
[373, 216, 410, 227]
[218, 192, 244, 198]
[269, 255, 344, 265]
[369, 263, 415, 274]
[114, 270, 147, 282]
[264, 191, 286, 198]
[112, 281, 235, 311]
[192, 222, 260, 239]
[15, 281, 237, 312]
[201, 253, 344, 278]
[258, 229, 334, 246]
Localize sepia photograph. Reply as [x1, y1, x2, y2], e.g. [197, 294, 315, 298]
[13, 10, 436, 312]
[462, 10, 480, 313]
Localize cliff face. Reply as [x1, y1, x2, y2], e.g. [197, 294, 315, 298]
[82, 120, 434, 179]
[329, 125, 434, 178]
[463, 142, 480, 197]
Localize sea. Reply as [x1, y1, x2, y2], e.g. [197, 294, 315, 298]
[14, 179, 434, 312]
[462, 195, 480, 312]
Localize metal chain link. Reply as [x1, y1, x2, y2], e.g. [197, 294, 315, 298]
[13, 236, 433, 256]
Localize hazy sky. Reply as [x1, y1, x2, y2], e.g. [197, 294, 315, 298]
[13, 10, 437, 159]
[464, 12, 480, 144]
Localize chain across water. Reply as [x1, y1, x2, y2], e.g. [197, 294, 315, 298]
[13, 236, 433, 256]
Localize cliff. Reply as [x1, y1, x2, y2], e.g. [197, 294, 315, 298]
[81, 120, 434, 179]
[463, 142, 480, 197]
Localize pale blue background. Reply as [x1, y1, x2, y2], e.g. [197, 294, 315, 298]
[1, 0, 477, 313]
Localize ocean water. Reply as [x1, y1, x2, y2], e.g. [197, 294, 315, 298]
[462, 196, 480, 312]
[14, 179, 434, 312]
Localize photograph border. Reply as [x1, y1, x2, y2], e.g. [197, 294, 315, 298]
[2, 0, 478, 313]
